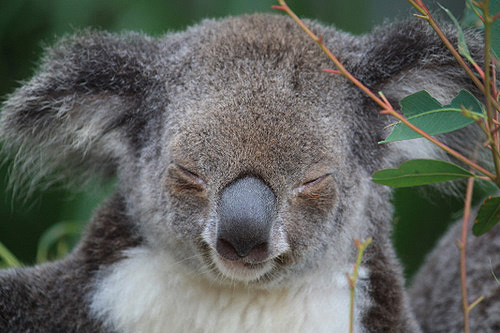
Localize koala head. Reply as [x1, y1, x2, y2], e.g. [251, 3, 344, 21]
[0, 14, 480, 286]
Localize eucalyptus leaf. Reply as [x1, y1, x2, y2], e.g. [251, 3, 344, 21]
[381, 90, 483, 143]
[439, 3, 476, 64]
[463, 0, 483, 27]
[371, 159, 475, 187]
[472, 196, 500, 236]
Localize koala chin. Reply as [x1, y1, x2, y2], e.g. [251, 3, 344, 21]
[1, 12, 497, 333]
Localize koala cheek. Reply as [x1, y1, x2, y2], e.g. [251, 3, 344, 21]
[163, 193, 210, 246]
[283, 201, 337, 260]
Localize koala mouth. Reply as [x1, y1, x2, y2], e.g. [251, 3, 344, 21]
[199, 240, 292, 285]
[197, 241, 273, 282]
[211, 252, 275, 282]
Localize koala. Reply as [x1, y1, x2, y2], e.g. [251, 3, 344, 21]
[0, 13, 489, 333]
[410, 215, 500, 332]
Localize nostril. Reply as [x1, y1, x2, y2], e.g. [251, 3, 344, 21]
[216, 238, 240, 261]
[216, 238, 269, 262]
[247, 242, 269, 262]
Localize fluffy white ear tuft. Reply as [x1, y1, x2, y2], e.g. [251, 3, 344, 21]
[0, 30, 160, 192]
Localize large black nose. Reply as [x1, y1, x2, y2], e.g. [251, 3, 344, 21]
[216, 176, 275, 261]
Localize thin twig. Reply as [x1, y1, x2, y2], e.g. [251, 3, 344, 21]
[346, 237, 372, 333]
[458, 177, 475, 333]
[469, 296, 485, 311]
[477, 116, 500, 159]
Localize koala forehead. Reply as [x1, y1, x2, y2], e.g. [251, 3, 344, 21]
[168, 91, 349, 187]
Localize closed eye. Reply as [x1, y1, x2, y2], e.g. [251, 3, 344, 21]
[293, 174, 336, 211]
[167, 163, 206, 193]
[294, 174, 332, 196]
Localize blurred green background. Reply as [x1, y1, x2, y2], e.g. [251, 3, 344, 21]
[0, 0, 482, 279]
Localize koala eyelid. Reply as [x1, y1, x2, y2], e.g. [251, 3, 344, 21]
[293, 174, 332, 195]
[171, 164, 206, 187]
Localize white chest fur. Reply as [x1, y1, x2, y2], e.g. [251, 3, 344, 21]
[90, 247, 368, 333]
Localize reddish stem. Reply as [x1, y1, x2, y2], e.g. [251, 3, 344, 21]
[459, 177, 475, 333]
[270, 5, 286, 10]
[323, 68, 341, 75]
[492, 60, 499, 149]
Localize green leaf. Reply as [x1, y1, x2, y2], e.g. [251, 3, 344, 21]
[0, 241, 21, 268]
[381, 90, 483, 143]
[490, 0, 500, 59]
[463, 0, 483, 27]
[36, 221, 82, 263]
[472, 196, 500, 236]
[439, 3, 477, 65]
[493, 269, 500, 285]
[371, 159, 475, 187]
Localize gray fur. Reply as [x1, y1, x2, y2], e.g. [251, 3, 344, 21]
[410, 217, 500, 332]
[0, 13, 489, 332]
[0, 195, 140, 332]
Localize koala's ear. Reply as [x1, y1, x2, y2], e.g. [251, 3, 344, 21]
[1, 30, 160, 189]
[354, 19, 482, 104]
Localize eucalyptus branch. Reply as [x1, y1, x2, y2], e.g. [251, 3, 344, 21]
[271, 2, 497, 332]
[456, 177, 479, 333]
[346, 237, 372, 333]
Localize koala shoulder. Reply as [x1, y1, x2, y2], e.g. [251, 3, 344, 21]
[410, 220, 500, 332]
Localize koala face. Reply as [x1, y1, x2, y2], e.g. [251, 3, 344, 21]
[2, 13, 476, 290]
[132, 66, 363, 285]
[165, 99, 343, 283]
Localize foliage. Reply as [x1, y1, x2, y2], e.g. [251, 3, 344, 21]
[381, 90, 482, 143]
[473, 196, 500, 236]
[0, 221, 82, 268]
[372, 159, 476, 187]
[35, 221, 82, 264]
[488, 0, 500, 58]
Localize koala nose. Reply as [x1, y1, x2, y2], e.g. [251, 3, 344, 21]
[217, 176, 275, 262]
